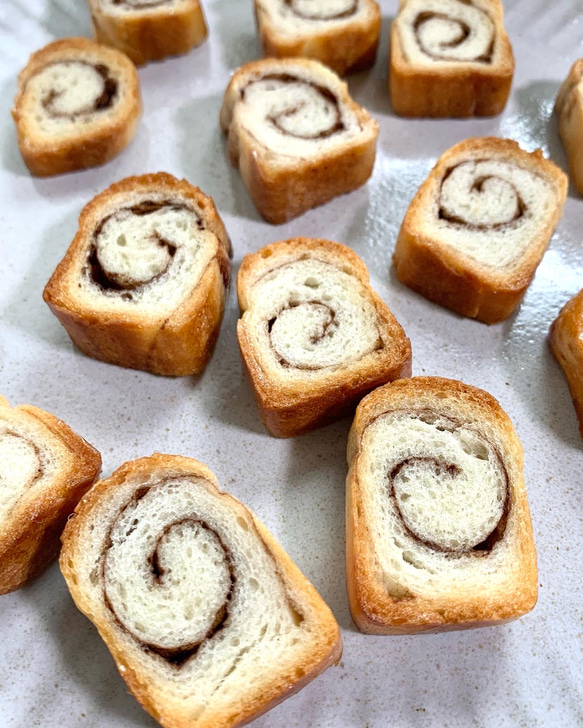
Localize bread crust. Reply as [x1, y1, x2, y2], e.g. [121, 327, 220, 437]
[237, 238, 412, 437]
[346, 377, 538, 634]
[220, 58, 379, 224]
[393, 137, 568, 324]
[60, 453, 342, 728]
[389, 0, 514, 117]
[89, 0, 208, 66]
[43, 173, 231, 376]
[254, 0, 381, 75]
[12, 38, 142, 177]
[555, 59, 583, 195]
[0, 398, 101, 595]
[549, 289, 583, 438]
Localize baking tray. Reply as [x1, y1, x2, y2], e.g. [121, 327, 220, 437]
[1, 0, 582, 726]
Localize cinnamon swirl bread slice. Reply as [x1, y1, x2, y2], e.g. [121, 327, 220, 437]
[0, 396, 100, 595]
[390, 0, 514, 117]
[393, 138, 568, 324]
[238, 238, 412, 437]
[12, 38, 141, 177]
[43, 173, 231, 376]
[220, 59, 379, 223]
[555, 59, 583, 195]
[88, 0, 208, 66]
[254, 0, 381, 75]
[347, 377, 537, 634]
[60, 454, 342, 728]
[550, 289, 583, 438]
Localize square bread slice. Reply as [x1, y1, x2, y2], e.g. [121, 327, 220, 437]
[237, 237, 412, 437]
[43, 173, 231, 376]
[254, 0, 381, 75]
[220, 58, 379, 224]
[390, 0, 514, 117]
[555, 59, 583, 195]
[549, 288, 583, 438]
[393, 137, 568, 324]
[346, 377, 538, 634]
[60, 453, 342, 728]
[88, 0, 208, 66]
[0, 396, 101, 595]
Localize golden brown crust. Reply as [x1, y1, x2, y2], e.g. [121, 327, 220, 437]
[389, 0, 514, 117]
[555, 59, 583, 195]
[43, 173, 231, 376]
[346, 377, 538, 634]
[89, 0, 208, 66]
[60, 453, 342, 728]
[254, 0, 381, 75]
[0, 399, 101, 595]
[237, 238, 412, 437]
[549, 289, 583, 438]
[393, 137, 568, 324]
[11, 37, 142, 177]
[220, 58, 379, 224]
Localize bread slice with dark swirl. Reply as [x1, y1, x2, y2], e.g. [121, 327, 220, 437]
[254, 0, 381, 75]
[555, 59, 583, 195]
[220, 59, 379, 224]
[0, 396, 101, 596]
[12, 38, 141, 177]
[43, 173, 231, 376]
[346, 377, 538, 634]
[88, 0, 208, 66]
[550, 289, 583, 438]
[393, 137, 568, 324]
[390, 0, 514, 117]
[60, 453, 342, 728]
[237, 238, 412, 437]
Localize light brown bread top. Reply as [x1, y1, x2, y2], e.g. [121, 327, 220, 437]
[61, 453, 341, 728]
[347, 377, 538, 634]
[12, 37, 141, 176]
[555, 59, 583, 194]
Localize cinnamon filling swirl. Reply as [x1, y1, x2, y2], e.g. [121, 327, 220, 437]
[39, 61, 118, 118]
[242, 74, 345, 140]
[0, 429, 46, 519]
[86, 200, 203, 297]
[439, 161, 527, 230]
[283, 0, 358, 21]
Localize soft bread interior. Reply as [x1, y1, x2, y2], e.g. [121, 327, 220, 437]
[233, 63, 364, 158]
[396, 0, 498, 67]
[69, 191, 219, 317]
[99, 0, 186, 11]
[257, 0, 376, 35]
[66, 469, 332, 722]
[356, 407, 517, 600]
[424, 155, 558, 270]
[244, 257, 382, 374]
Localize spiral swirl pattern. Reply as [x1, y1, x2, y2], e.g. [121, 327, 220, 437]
[0, 425, 47, 521]
[253, 258, 383, 371]
[31, 61, 118, 120]
[399, 0, 495, 65]
[283, 0, 358, 21]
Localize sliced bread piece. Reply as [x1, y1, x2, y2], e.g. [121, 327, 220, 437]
[12, 37, 141, 176]
[393, 137, 568, 323]
[0, 396, 101, 595]
[237, 237, 412, 437]
[43, 173, 231, 376]
[220, 58, 379, 223]
[555, 59, 583, 195]
[390, 0, 514, 117]
[254, 0, 381, 75]
[346, 377, 538, 634]
[88, 0, 208, 66]
[60, 453, 342, 728]
[549, 288, 583, 438]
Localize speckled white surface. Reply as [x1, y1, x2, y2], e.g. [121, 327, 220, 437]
[1, 0, 582, 726]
